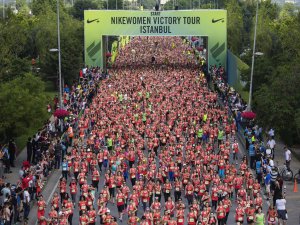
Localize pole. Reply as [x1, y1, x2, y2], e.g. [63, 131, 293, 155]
[116, 0, 117, 9]
[57, 0, 63, 132]
[247, 0, 259, 112]
[2, 0, 4, 19]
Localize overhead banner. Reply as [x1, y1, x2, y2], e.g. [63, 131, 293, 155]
[84, 10, 227, 68]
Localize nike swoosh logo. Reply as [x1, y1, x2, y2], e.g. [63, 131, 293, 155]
[87, 18, 99, 24]
[212, 18, 224, 23]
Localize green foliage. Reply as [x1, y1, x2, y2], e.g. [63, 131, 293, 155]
[226, 0, 244, 55]
[0, 73, 48, 142]
[31, 0, 58, 16]
[70, 0, 99, 20]
[103, 0, 124, 10]
[141, 0, 156, 10]
[0, 13, 35, 82]
[253, 60, 300, 145]
[235, 1, 300, 144]
[33, 4, 83, 85]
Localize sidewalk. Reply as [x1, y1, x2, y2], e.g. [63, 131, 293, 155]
[4, 115, 62, 224]
[273, 140, 300, 224]
[237, 130, 300, 224]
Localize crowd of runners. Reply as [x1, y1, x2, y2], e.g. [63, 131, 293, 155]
[1, 36, 289, 225]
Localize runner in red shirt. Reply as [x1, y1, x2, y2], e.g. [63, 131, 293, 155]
[37, 195, 46, 219]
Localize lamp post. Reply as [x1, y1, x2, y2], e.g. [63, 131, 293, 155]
[2, 0, 4, 19]
[247, 0, 263, 112]
[49, 0, 63, 132]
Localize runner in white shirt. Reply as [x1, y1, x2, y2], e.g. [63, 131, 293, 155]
[276, 194, 287, 225]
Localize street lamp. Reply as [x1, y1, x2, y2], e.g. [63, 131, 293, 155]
[49, 0, 63, 132]
[247, 0, 263, 112]
[2, 0, 5, 19]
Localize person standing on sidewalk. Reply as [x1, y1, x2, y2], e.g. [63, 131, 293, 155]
[54, 141, 62, 169]
[26, 137, 33, 163]
[23, 187, 31, 222]
[284, 146, 291, 171]
[8, 139, 16, 167]
[249, 141, 256, 170]
[2, 145, 11, 174]
[267, 137, 276, 159]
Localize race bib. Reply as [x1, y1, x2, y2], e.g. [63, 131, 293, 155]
[187, 191, 192, 195]
[189, 218, 195, 222]
[249, 185, 253, 189]
[118, 199, 123, 203]
[175, 187, 180, 191]
[178, 219, 183, 223]
[166, 190, 170, 193]
[205, 181, 209, 185]
[270, 217, 275, 222]
[238, 217, 243, 222]
[248, 216, 253, 220]
[38, 206, 43, 210]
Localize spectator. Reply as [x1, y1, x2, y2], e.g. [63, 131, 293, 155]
[8, 139, 16, 167]
[61, 158, 68, 181]
[2, 146, 11, 174]
[26, 137, 32, 163]
[249, 141, 256, 169]
[264, 169, 271, 200]
[268, 128, 275, 139]
[284, 146, 291, 171]
[273, 181, 282, 207]
[23, 187, 30, 222]
[54, 142, 62, 169]
[267, 137, 276, 159]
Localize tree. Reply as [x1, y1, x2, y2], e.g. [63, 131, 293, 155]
[0, 73, 48, 141]
[253, 60, 300, 145]
[33, 5, 83, 85]
[31, 0, 58, 16]
[70, 0, 99, 20]
[226, 0, 244, 55]
[103, 0, 124, 10]
[0, 12, 35, 82]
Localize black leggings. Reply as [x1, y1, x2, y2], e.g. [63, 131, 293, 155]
[218, 218, 225, 225]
